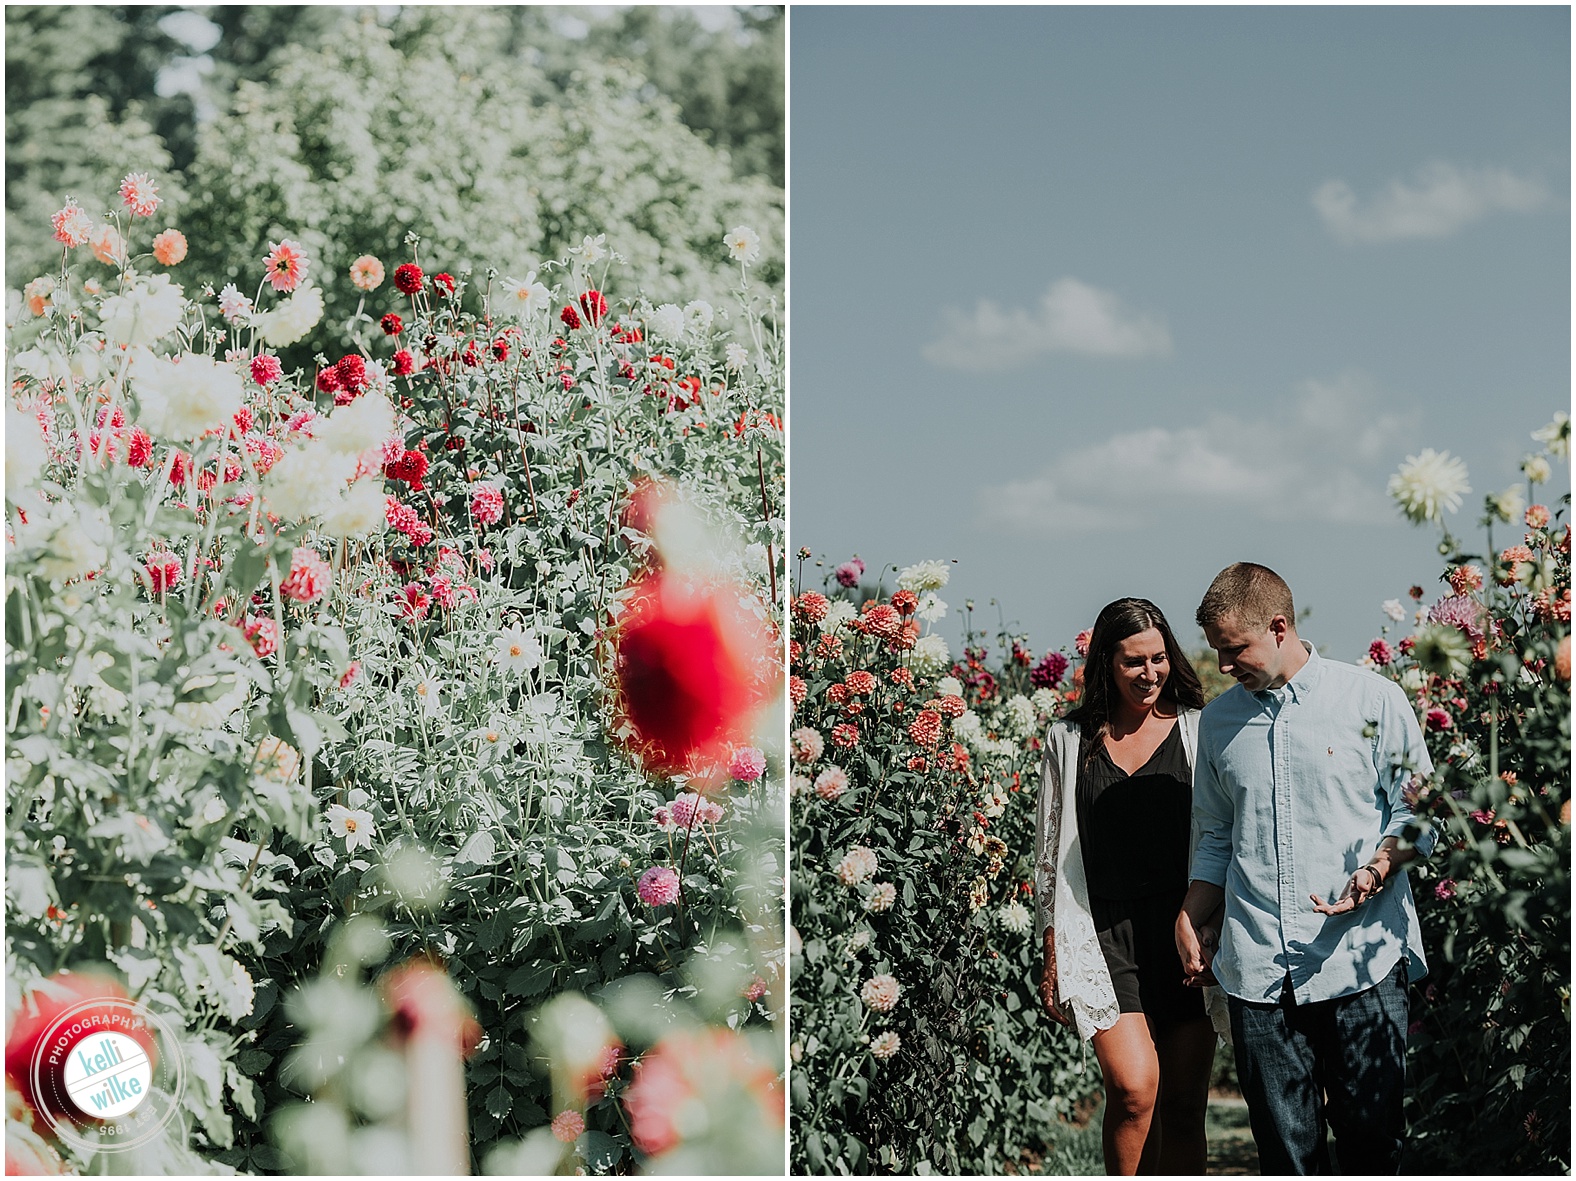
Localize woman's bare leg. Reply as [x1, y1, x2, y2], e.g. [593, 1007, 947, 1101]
[1092, 1013, 1160, 1175]
[1153, 1015, 1215, 1174]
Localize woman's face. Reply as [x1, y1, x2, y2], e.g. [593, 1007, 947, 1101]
[1111, 627, 1169, 715]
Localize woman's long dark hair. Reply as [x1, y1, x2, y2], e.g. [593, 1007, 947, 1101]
[1064, 597, 1205, 764]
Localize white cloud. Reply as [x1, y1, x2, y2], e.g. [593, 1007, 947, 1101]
[1313, 161, 1550, 245]
[922, 277, 1172, 371]
[978, 374, 1417, 535]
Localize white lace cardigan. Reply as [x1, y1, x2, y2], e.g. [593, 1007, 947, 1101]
[1032, 710, 1230, 1043]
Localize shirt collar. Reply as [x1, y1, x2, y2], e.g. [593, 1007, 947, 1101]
[1257, 640, 1320, 704]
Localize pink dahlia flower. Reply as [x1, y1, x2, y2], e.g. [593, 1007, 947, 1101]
[470, 484, 504, 526]
[51, 200, 93, 247]
[864, 882, 897, 913]
[729, 745, 767, 781]
[1428, 595, 1485, 640]
[836, 845, 877, 886]
[814, 767, 848, 801]
[790, 726, 824, 765]
[793, 592, 830, 623]
[262, 239, 308, 292]
[243, 615, 280, 658]
[279, 547, 332, 604]
[907, 710, 943, 748]
[870, 1031, 901, 1060]
[834, 558, 865, 588]
[251, 354, 282, 386]
[550, 1110, 584, 1143]
[118, 172, 161, 218]
[860, 974, 901, 1013]
[349, 255, 385, 292]
[637, 866, 681, 907]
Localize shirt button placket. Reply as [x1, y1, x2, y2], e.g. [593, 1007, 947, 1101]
[1274, 695, 1297, 999]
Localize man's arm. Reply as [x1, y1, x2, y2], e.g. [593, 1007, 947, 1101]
[1180, 726, 1231, 980]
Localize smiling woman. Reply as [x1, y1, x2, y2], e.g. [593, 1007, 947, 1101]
[1040, 599, 1216, 1175]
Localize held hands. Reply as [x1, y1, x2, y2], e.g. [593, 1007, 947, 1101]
[1311, 863, 1385, 915]
[1175, 910, 1219, 988]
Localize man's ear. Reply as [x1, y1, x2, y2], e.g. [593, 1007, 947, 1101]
[1268, 614, 1290, 642]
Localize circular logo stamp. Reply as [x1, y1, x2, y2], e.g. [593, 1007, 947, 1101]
[26, 996, 185, 1153]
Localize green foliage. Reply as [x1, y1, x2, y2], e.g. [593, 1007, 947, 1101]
[1371, 483, 1571, 1175]
[6, 5, 786, 352]
[5, 265, 335, 1171]
[5, 6, 183, 283]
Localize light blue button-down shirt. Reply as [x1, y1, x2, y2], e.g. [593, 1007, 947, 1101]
[1190, 642, 1436, 1005]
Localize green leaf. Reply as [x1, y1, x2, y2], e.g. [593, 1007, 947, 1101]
[580, 1130, 620, 1171]
[485, 1085, 513, 1120]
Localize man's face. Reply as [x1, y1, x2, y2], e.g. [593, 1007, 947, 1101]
[1203, 614, 1290, 693]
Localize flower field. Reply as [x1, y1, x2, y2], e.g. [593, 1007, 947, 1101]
[788, 560, 1101, 1174]
[790, 423, 1569, 1175]
[5, 181, 784, 1174]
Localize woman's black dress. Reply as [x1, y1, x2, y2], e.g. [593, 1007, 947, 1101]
[1076, 721, 1207, 1031]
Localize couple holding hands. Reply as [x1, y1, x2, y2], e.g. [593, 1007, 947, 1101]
[1034, 562, 1435, 1176]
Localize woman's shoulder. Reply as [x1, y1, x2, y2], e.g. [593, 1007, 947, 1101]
[1044, 717, 1083, 752]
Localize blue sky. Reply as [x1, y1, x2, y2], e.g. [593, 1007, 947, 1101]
[789, 5, 1570, 663]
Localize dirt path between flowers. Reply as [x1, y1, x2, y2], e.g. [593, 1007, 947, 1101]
[1206, 1093, 1260, 1175]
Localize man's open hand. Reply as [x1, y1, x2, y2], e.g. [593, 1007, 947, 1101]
[1311, 864, 1383, 915]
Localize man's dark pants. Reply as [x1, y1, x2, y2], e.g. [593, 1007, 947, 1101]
[1228, 960, 1410, 1175]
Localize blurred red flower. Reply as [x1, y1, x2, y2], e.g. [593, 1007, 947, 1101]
[614, 574, 771, 776]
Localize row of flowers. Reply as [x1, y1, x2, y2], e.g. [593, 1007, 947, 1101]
[6, 178, 785, 1174]
[787, 555, 1099, 1175]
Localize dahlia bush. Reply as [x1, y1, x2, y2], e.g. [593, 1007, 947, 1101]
[787, 557, 1098, 1174]
[6, 184, 783, 1173]
[1369, 426, 1570, 1174]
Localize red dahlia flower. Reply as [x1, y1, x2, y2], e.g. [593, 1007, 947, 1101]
[578, 289, 608, 325]
[432, 272, 457, 297]
[383, 449, 429, 492]
[126, 427, 153, 468]
[391, 349, 415, 376]
[250, 355, 282, 386]
[381, 314, 403, 336]
[394, 263, 424, 295]
[335, 354, 367, 394]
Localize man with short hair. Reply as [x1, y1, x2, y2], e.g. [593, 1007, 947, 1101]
[1176, 562, 1435, 1174]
